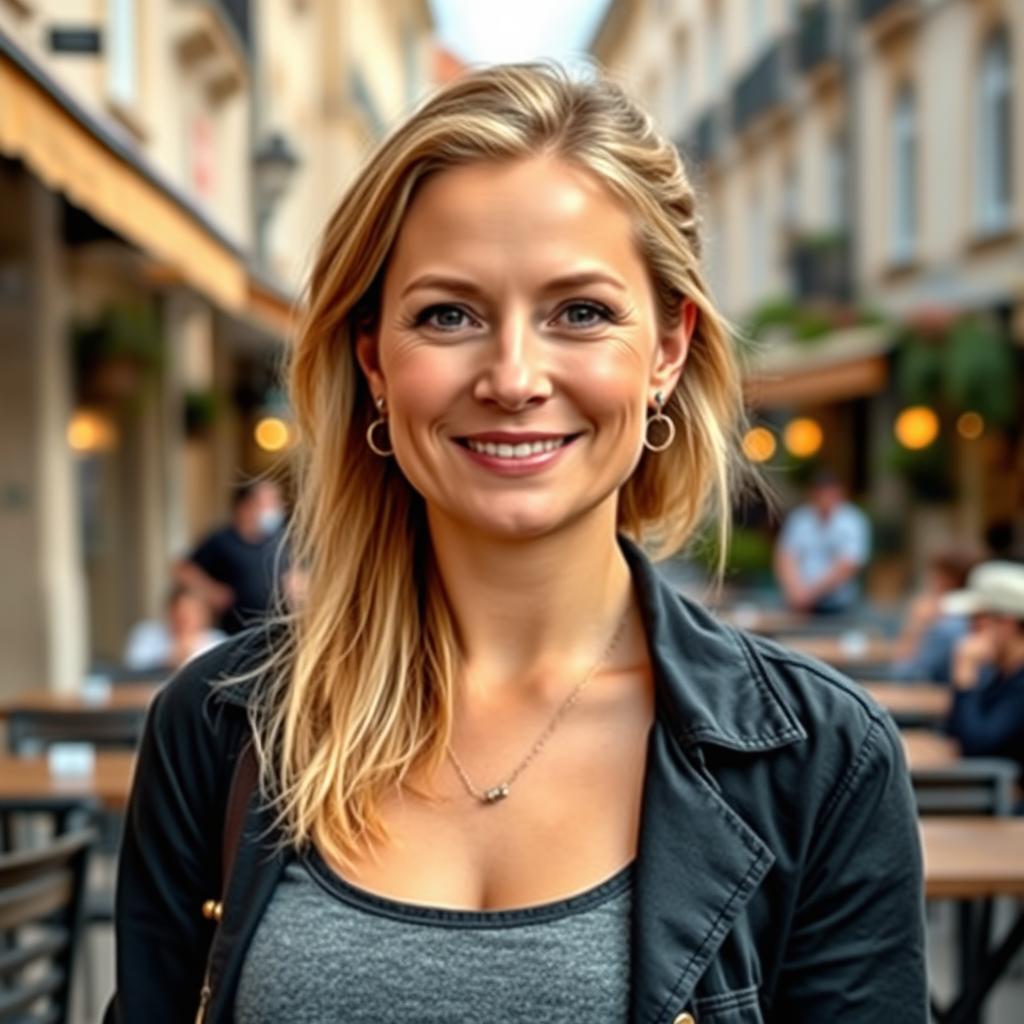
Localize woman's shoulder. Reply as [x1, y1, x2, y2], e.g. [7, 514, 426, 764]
[729, 624, 905, 771]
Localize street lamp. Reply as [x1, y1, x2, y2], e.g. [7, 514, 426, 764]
[253, 130, 300, 266]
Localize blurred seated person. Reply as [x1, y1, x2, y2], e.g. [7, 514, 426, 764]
[773, 470, 871, 615]
[123, 584, 226, 673]
[175, 479, 295, 635]
[944, 561, 1024, 770]
[889, 550, 979, 684]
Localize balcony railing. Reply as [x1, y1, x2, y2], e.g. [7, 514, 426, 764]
[681, 105, 725, 168]
[216, 0, 250, 51]
[797, 1, 837, 74]
[733, 40, 791, 134]
[859, 0, 908, 22]
[788, 231, 853, 303]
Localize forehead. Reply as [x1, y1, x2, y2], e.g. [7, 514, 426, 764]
[384, 155, 648, 289]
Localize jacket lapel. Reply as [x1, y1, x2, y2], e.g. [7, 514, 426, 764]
[620, 538, 805, 1023]
[629, 719, 775, 1023]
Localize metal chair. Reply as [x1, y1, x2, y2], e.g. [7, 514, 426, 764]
[4, 709, 144, 1020]
[0, 827, 96, 1022]
[5, 709, 146, 757]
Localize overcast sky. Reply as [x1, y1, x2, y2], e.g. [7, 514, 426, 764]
[429, 0, 612, 70]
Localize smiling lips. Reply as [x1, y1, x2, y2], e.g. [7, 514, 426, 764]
[455, 431, 580, 472]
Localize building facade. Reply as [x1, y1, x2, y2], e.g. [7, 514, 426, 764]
[592, 0, 1023, 587]
[0, 0, 434, 692]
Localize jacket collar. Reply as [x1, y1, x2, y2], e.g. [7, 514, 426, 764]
[620, 533, 806, 754]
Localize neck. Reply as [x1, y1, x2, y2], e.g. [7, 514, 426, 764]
[427, 501, 634, 696]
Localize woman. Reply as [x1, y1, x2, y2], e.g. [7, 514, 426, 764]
[121, 583, 227, 673]
[106, 65, 926, 1023]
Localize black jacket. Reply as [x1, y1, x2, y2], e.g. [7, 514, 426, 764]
[104, 539, 927, 1023]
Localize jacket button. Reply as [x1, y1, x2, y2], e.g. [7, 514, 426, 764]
[202, 899, 223, 922]
[673, 1014, 696, 1024]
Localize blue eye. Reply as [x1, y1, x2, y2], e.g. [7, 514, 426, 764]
[414, 304, 476, 332]
[557, 301, 615, 328]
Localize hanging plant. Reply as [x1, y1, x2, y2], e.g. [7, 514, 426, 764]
[184, 389, 221, 438]
[73, 301, 163, 402]
[893, 311, 1017, 424]
[943, 315, 1016, 425]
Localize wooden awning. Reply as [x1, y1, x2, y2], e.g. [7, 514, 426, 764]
[743, 324, 893, 408]
[0, 43, 249, 313]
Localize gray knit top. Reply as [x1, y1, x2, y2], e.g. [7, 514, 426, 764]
[234, 848, 634, 1023]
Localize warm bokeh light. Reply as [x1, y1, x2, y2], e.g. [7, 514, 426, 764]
[956, 411, 984, 440]
[254, 416, 290, 452]
[67, 410, 118, 453]
[894, 406, 940, 450]
[783, 417, 824, 459]
[742, 426, 777, 463]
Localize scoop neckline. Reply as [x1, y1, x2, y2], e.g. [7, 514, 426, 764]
[300, 847, 635, 929]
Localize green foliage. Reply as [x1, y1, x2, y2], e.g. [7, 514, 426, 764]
[72, 301, 163, 376]
[894, 313, 1016, 424]
[184, 390, 220, 437]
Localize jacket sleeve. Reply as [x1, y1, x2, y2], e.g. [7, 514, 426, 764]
[772, 714, 928, 1022]
[102, 645, 247, 1023]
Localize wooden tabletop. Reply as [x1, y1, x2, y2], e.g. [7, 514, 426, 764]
[785, 634, 894, 668]
[0, 684, 160, 719]
[863, 683, 951, 723]
[901, 729, 962, 770]
[716, 606, 812, 636]
[0, 752, 136, 811]
[922, 817, 1024, 899]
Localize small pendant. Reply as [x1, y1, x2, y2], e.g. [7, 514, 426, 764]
[483, 784, 509, 803]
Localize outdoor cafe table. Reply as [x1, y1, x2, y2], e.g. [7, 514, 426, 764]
[922, 817, 1024, 1024]
[863, 682, 952, 727]
[0, 751, 136, 812]
[0, 683, 160, 719]
[901, 729, 962, 769]
[783, 633, 895, 670]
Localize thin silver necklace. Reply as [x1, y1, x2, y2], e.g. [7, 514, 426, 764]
[446, 609, 629, 805]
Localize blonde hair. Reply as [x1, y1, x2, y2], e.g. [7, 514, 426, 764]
[247, 63, 749, 865]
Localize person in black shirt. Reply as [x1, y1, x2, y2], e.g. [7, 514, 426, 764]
[943, 561, 1024, 770]
[175, 480, 292, 635]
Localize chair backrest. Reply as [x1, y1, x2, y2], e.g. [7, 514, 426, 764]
[0, 828, 95, 1022]
[911, 758, 1019, 816]
[6, 709, 147, 756]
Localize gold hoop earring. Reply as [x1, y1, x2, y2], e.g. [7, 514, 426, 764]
[366, 396, 394, 457]
[643, 391, 676, 452]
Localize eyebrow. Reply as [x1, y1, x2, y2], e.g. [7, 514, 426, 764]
[399, 270, 628, 300]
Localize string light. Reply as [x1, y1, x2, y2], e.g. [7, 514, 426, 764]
[894, 406, 939, 450]
[783, 417, 823, 458]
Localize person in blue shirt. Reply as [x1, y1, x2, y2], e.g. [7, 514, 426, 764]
[944, 561, 1024, 770]
[774, 470, 871, 614]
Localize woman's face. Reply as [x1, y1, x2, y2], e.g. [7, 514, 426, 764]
[357, 155, 695, 542]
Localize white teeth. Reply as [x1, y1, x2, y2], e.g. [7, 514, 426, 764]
[466, 437, 567, 458]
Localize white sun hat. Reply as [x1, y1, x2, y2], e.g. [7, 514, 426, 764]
[941, 560, 1024, 618]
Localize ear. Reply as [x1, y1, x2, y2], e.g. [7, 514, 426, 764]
[649, 298, 697, 400]
[354, 324, 386, 404]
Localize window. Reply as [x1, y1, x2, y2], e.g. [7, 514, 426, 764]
[672, 28, 689, 131]
[749, 188, 767, 300]
[782, 160, 800, 231]
[889, 83, 917, 262]
[748, 0, 767, 57]
[975, 26, 1013, 233]
[825, 133, 846, 230]
[107, 0, 137, 106]
[706, 11, 723, 98]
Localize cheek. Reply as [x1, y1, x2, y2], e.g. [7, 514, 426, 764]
[562, 344, 649, 428]
[383, 348, 465, 433]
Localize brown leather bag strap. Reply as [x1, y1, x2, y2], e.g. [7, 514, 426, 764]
[221, 741, 259, 893]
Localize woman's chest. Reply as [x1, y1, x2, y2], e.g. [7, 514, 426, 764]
[329, 680, 654, 911]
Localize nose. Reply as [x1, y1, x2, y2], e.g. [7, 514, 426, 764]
[472, 313, 552, 411]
